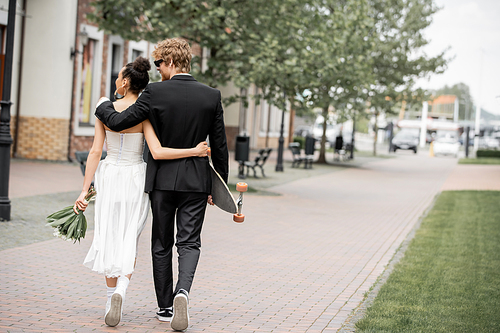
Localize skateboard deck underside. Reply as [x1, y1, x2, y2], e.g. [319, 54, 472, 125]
[210, 164, 237, 214]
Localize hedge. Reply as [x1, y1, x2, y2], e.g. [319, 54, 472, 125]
[476, 150, 500, 158]
[293, 136, 305, 150]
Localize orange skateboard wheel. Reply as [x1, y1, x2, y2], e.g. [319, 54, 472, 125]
[236, 182, 248, 192]
[207, 147, 211, 157]
[233, 214, 245, 223]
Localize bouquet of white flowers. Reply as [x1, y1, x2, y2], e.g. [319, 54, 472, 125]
[46, 187, 97, 243]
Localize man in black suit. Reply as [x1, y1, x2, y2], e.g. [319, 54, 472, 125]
[94, 38, 228, 331]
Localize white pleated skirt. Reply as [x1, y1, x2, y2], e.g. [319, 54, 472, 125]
[83, 160, 150, 278]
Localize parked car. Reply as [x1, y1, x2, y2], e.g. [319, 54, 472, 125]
[312, 122, 336, 142]
[459, 131, 474, 146]
[433, 131, 460, 157]
[294, 125, 313, 138]
[479, 136, 500, 149]
[426, 132, 433, 143]
[391, 130, 419, 153]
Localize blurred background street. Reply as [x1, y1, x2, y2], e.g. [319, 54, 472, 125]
[0, 0, 499, 332]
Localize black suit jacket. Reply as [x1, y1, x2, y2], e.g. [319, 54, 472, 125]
[94, 75, 228, 193]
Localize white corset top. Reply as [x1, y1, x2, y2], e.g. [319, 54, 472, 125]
[104, 131, 144, 166]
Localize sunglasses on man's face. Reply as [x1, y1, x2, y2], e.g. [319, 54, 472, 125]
[154, 59, 164, 67]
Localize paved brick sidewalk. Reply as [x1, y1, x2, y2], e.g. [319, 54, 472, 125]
[8, 159, 83, 198]
[0, 153, 463, 332]
[441, 163, 500, 190]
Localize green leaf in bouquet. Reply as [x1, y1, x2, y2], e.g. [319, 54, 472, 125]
[46, 206, 74, 221]
[48, 213, 74, 227]
[60, 214, 78, 235]
[74, 214, 84, 242]
[66, 215, 80, 239]
[75, 214, 88, 243]
[47, 186, 95, 242]
[47, 219, 66, 227]
[66, 223, 75, 240]
[61, 215, 75, 230]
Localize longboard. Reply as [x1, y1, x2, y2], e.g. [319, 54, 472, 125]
[208, 149, 247, 222]
[209, 164, 237, 214]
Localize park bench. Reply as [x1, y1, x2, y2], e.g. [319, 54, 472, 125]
[333, 135, 349, 162]
[333, 147, 348, 162]
[289, 142, 305, 168]
[244, 148, 272, 178]
[74, 144, 149, 177]
[74, 151, 108, 176]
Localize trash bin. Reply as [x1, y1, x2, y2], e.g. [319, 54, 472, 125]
[305, 135, 315, 155]
[235, 135, 250, 162]
[304, 136, 315, 169]
[235, 135, 250, 179]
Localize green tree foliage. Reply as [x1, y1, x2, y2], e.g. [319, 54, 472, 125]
[364, 0, 448, 155]
[296, 0, 375, 163]
[89, 0, 307, 93]
[295, 0, 448, 159]
[89, 0, 250, 88]
[88, 0, 448, 158]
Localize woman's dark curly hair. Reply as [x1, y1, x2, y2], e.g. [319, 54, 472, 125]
[122, 56, 151, 94]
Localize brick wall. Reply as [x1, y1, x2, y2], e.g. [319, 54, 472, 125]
[225, 126, 239, 151]
[101, 34, 109, 97]
[69, 135, 94, 159]
[15, 116, 69, 161]
[191, 42, 202, 58]
[123, 40, 129, 66]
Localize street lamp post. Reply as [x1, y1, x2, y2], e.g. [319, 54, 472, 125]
[350, 115, 355, 159]
[0, 0, 17, 221]
[275, 91, 286, 172]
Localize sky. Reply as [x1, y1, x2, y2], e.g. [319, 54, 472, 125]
[417, 0, 500, 115]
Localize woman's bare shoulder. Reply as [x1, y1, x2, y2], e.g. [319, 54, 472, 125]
[108, 99, 143, 133]
[112, 101, 127, 113]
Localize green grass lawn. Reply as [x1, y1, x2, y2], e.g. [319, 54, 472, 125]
[356, 191, 500, 333]
[458, 157, 500, 165]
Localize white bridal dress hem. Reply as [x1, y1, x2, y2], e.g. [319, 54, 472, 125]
[83, 131, 150, 278]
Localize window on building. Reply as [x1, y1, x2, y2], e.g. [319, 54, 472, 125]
[79, 38, 97, 127]
[73, 25, 103, 136]
[127, 41, 149, 72]
[132, 49, 142, 60]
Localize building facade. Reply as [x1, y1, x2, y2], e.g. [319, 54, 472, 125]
[219, 82, 290, 151]
[5, 0, 289, 162]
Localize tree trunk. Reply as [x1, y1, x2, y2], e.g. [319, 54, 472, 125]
[373, 111, 378, 156]
[265, 102, 271, 148]
[238, 88, 247, 134]
[317, 105, 329, 164]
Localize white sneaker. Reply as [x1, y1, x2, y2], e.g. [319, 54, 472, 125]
[171, 290, 189, 331]
[105, 298, 111, 317]
[105, 292, 123, 327]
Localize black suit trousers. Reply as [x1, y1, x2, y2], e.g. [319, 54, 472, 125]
[150, 190, 208, 308]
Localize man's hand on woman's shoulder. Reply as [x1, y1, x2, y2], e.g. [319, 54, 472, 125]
[96, 97, 111, 108]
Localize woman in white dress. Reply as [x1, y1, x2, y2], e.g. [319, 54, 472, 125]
[73, 57, 207, 327]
